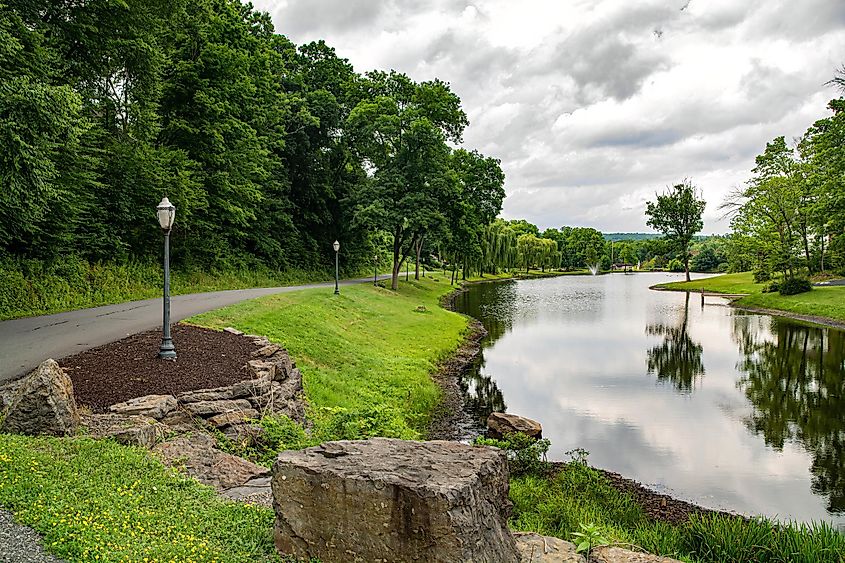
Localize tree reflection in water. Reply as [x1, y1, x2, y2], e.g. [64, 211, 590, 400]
[734, 315, 845, 513]
[452, 281, 517, 426]
[646, 292, 705, 393]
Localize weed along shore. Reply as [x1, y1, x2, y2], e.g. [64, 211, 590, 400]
[1, 275, 844, 561]
[654, 271, 845, 328]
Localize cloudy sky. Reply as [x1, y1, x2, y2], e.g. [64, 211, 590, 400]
[253, 0, 845, 233]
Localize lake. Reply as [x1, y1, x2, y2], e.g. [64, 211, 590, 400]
[454, 272, 845, 526]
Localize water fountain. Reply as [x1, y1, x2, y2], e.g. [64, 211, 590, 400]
[588, 264, 600, 275]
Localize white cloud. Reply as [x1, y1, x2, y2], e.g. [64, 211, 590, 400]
[253, 0, 845, 233]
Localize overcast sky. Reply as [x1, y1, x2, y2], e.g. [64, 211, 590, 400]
[253, 0, 844, 233]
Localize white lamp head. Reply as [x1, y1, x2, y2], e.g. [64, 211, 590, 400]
[156, 197, 176, 231]
[333, 240, 340, 252]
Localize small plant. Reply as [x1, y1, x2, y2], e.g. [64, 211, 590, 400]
[753, 268, 772, 283]
[565, 447, 590, 465]
[762, 280, 780, 293]
[475, 432, 551, 476]
[414, 305, 427, 313]
[571, 522, 611, 554]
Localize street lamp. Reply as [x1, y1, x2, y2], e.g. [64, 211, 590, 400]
[333, 240, 340, 295]
[156, 197, 177, 360]
[373, 254, 378, 286]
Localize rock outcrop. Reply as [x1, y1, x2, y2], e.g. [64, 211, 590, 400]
[271, 438, 520, 563]
[0, 359, 80, 436]
[487, 412, 543, 439]
[109, 394, 177, 419]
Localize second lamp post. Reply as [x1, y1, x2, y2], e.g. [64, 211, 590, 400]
[333, 240, 340, 295]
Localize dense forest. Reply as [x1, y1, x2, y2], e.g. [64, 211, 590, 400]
[0, 0, 505, 293]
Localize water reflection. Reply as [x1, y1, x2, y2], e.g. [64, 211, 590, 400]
[453, 274, 845, 524]
[735, 317, 845, 513]
[646, 293, 705, 393]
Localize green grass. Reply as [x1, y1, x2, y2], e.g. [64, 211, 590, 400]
[657, 272, 845, 324]
[190, 277, 468, 442]
[0, 434, 280, 562]
[0, 257, 339, 321]
[510, 463, 845, 562]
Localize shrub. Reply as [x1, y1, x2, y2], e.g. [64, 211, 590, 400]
[762, 281, 780, 293]
[778, 277, 812, 296]
[666, 259, 684, 272]
[753, 268, 772, 283]
[475, 432, 551, 476]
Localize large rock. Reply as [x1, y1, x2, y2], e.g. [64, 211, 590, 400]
[487, 412, 543, 440]
[82, 413, 168, 448]
[109, 394, 177, 420]
[271, 438, 519, 563]
[153, 433, 269, 491]
[514, 532, 584, 562]
[0, 359, 80, 436]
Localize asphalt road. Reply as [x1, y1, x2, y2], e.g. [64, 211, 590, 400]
[0, 276, 387, 383]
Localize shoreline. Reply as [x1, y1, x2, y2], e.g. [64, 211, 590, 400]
[652, 284, 845, 330]
[431, 277, 744, 525]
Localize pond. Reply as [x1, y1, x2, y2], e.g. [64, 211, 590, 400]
[453, 272, 845, 526]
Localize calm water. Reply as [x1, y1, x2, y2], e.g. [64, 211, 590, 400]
[454, 273, 845, 526]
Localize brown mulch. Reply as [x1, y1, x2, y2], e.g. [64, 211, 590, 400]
[60, 324, 258, 412]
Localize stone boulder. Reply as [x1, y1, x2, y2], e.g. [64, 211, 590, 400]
[153, 433, 269, 491]
[271, 438, 519, 563]
[109, 394, 177, 420]
[487, 412, 543, 440]
[0, 359, 80, 436]
[182, 398, 253, 418]
[590, 547, 681, 563]
[514, 532, 584, 562]
[82, 413, 168, 448]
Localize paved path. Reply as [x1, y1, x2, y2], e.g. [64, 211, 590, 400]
[0, 276, 387, 382]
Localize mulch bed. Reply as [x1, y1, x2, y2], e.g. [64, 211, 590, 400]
[60, 324, 258, 412]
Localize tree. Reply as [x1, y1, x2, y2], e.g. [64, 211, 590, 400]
[346, 71, 467, 290]
[645, 180, 705, 281]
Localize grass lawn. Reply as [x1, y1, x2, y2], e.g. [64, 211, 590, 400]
[190, 277, 468, 441]
[0, 435, 279, 562]
[657, 272, 845, 324]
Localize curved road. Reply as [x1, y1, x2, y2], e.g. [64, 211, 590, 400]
[0, 276, 388, 383]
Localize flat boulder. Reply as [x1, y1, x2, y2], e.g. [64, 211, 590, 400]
[153, 433, 269, 491]
[514, 532, 584, 562]
[182, 398, 253, 417]
[0, 359, 80, 436]
[272, 438, 519, 563]
[82, 413, 167, 448]
[590, 547, 682, 563]
[487, 412, 543, 440]
[109, 394, 177, 420]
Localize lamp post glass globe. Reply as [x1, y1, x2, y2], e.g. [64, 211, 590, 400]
[157, 197, 176, 231]
[157, 197, 177, 360]
[333, 240, 340, 295]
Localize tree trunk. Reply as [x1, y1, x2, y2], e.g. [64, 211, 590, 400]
[414, 235, 424, 280]
[684, 253, 690, 282]
[391, 231, 401, 291]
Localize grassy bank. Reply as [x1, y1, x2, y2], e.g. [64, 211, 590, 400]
[656, 272, 845, 324]
[510, 461, 845, 562]
[0, 258, 339, 321]
[190, 277, 468, 442]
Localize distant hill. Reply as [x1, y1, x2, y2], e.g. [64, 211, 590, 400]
[602, 233, 660, 241]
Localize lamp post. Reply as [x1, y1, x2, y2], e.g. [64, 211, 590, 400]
[156, 197, 177, 360]
[373, 254, 378, 286]
[333, 240, 340, 295]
